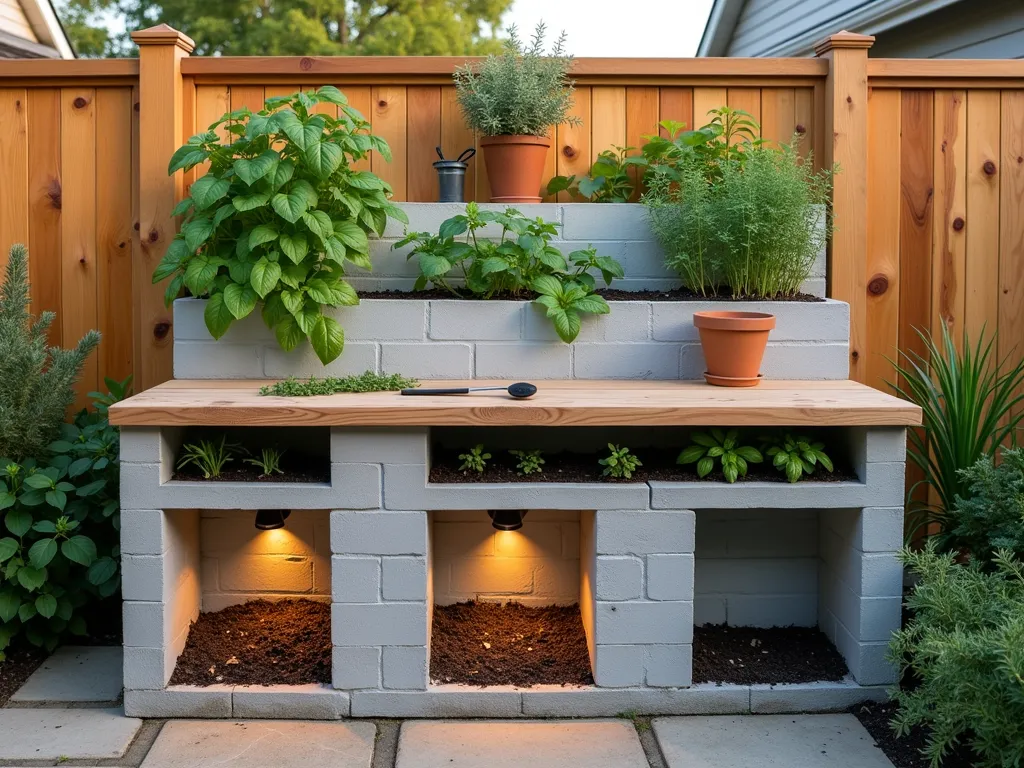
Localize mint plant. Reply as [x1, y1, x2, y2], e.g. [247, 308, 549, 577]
[677, 429, 762, 483]
[154, 87, 408, 364]
[458, 445, 490, 473]
[243, 447, 285, 477]
[761, 432, 834, 483]
[395, 203, 622, 342]
[177, 437, 238, 479]
[599, 444, 642, 479]
[546, 146, 645, 202]
[510, 449, 545, 475]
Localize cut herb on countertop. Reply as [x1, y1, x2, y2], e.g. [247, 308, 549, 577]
[259, 371, 418, 396]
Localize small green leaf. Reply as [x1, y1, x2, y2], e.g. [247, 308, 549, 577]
[44, 489, 66, 510]
[550, 308, 582, 343]
[233, 192, 271, 211]
[87, 556, 117, 586]
[250, 258, 282, 299]
[34, 594, 57, 619]
[696, 456, 715, 478]
[248, 224, 279, 249]
[676, 445, 706, 465]
[234, 149, 279, 185]
[532, 274, 564, 297]
[346, 171, 384, 191]
[417, 253, 452, 279]
[333, 219, 369, 252]
[5, 509, 31, 537]
[572, 294, 610, 315]
[24, 473, 54, 490]
[438, 216, 468, 239]
[0, 591, 19, 621]
[189, 174, 231, 210]
[316, 85, 348, 105]
[18, 601, 36, 621]
[723, 463, 739, 484]
[279, 232, 309, 264]
[61, 536, 96, 566]
[203, 293, 235, 339]
[184, 254, 220, 295]
[182, 216, 214, 253]
[268, 159, 295, 188]
[223, 283, 259, 320]
[309, 315, 345, 364]
[17, 566, 45, 591]
[272, 189, 311, 223]
[302, 210, 334, 241]
[273, 315, 305, 351]
[305, 140, 344, 178]
[0, 537, 17, 562]
[152, 237, 189, 283]
[786, 456, 803, 483]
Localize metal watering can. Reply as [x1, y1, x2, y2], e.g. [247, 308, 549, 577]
[433, 146, 476, 202]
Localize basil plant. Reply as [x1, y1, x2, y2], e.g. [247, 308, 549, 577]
[154, 87, 407, 364]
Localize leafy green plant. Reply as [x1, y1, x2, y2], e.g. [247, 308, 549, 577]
[454, 22, 579, 137]
[599, 444, 642, 480]
[945, 448, 1024, 564]
[396, 203, 621, 342]
[458, 445, 490, 473]
[0, 244, 100, 461]
[889, 543, 1024, 767]
[0, 381, 126, 656]
[888, 325, 1024, 542]
[510, 449, 545, 475]
[153, 87, 408, 365]
[761, 433, 834, 483]
[546, 147, 645, 202]
[259, 371, 418, 396]
[243, 447, 286, 477]
[176, 437, 238, 479]
[677, 429, 762, 483]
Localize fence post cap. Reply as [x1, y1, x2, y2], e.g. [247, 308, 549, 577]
[813, 30, 875, 56]
[131, 24, 195, 53]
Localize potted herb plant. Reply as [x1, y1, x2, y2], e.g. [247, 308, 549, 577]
[454, 22, 579, 203]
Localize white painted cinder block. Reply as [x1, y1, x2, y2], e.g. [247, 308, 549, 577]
[332, 602, 428, 646]
[331, 510, 428, 555]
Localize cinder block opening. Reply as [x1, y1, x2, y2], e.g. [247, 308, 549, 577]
[693, 508, 885, 685]
[426, 510, 597, 686]
[167, 508, 332, 686]
[169, 426, 330, 482]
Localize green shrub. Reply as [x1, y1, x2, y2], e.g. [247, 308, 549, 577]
[546, 146, 645, 202]
[677, 429, 761, 483]
[454, 22, 578, 137]
[599, 444, 642, 480]
[154, 87, 408, 365]
[0, 244, 100, 461]
[889, 544, 1024, 767]
[761, 432, 834, 483]
[888, 325, 1024, 542]
[0, 380, 127, 656]
[458, 445, 490, 473]
[946, 448, 1024, 564]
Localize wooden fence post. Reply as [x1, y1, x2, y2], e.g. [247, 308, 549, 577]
[131, 24, 194, 391]
[815, 31, 873, 383]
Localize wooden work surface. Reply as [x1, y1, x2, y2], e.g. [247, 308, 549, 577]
[108, 380, 922, 428]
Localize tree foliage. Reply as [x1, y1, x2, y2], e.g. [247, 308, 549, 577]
[56, 0, 511, 58]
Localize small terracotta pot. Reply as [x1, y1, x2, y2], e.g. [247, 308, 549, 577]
[479, 134, 552, 203]
[693, 311, 776, 387]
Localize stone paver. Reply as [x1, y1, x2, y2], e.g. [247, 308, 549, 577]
[139, 720, 376, 768]
[0, 708, 141, 761]
[653, 714, 894, 768]
[11, 645, 123, 703]
[396, 720, 648, 768]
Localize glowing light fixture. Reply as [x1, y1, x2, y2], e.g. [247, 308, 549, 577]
[488, 509, 526, 531]
[254, 509, 291, 530]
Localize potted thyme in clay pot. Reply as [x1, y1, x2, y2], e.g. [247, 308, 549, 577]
[454, 22, 579, 203]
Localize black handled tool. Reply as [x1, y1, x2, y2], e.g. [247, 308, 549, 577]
[401, 382, 537, 399]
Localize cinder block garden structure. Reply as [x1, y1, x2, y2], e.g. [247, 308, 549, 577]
[110, 205, 920, 720]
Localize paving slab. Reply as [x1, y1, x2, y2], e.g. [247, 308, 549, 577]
[396, 720, 647, 768]
[11, 646, 123, 703]
[653, 714, 894, 768]
[139, 720, 376, 768]
[0, 708, 142, 761]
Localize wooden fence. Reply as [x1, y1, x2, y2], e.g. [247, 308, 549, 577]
[0, 26, 1022, 405]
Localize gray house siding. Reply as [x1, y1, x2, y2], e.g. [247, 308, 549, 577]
[870, 0, 1024, 59]
[725, 0, 870, 57]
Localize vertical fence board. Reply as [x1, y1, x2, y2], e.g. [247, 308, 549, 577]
[760, 87, 796, 148]
[865, 88, 901, 391]
[930, 90, 967, 348]
[658, 87, 693, 134]
[193, 85, 229, 180]
[26, 88, 61, 344]
[726, 87, 761, 138]
[964, 90, 1001, 344]
[60, 88, 98, 407]
[693, 87, 727, 128]
[555, 86, 591, 202]
[406, 86, 441, 202]
[371, 86, 408, 201]
[0, 88, 28, 268]
[341, 86, 373, 174]
[795, 86, 817, 166]
[181, 76, 196, 191]
[439, 85, 474, 201]
[96, 88, 134, 387]
[131, 83, 140, 391]
[625, 86, 658, 200]
[591, 86, 626, 160]
[999, 90, 1024, 419]
[228, 85, 265, 113]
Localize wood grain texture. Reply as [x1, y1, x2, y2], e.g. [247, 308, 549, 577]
[25, 88, 61, 344]
[0, 88, 28, 268]
[760, 87, 795, 149]
[795, 86, 816, 166]
[693, 87, 727, 128]
[590, 86, 626, 160]
[625, 86, 658, 200]
[999, 90, 1024, 420]
[865, 88, 901, 391]
[726, 87, 761, 140]
[439, 85, 474, 200]
[930, 90, 966, 349]
[964, 90, 1000, 344]
[371, 86, 408, 201]
[406, 86, 441, 202]
[555, 87, 591, 202]
[658, 87, 693, 133]
[228, 85, 264, 113]
[108, 379, 922, 427]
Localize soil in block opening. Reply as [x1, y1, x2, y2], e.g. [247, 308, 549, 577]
[170, 599, 330, 686]
[431, 601, 594, 687]
[692, 624, 848, 685]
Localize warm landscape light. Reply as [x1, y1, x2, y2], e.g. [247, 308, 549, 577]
[254, 509, 291, 530]
[488, 509, 526, 531]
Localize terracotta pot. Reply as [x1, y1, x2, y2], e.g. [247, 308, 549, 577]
[479, 134, 552, 203]
[693, 311, 776, 387]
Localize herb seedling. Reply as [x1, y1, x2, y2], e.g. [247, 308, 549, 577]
[243, 447, 286, 477]
[761, 433, 834, 483]
[260, 371, 418, 396]
[677, 429, 762, 483]
[458, 444, 491, 473]
[510, 449, 545, 475]
[599, 444, 642, 479]
[177, 436, 238, 479]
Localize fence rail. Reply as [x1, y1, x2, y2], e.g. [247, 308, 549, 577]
[0, 27, 1021, 419]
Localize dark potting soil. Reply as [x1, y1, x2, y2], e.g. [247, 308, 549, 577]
[430, 602, 594, 687]
[851, 700, 979, 768]
[169, 599, 331, 686]
[357, 287, 825, 303]
[692, 625, 848, 685]
[429, 448, 857, 485]
[172, 454, 330, 484]
[0, 645, 47, 706]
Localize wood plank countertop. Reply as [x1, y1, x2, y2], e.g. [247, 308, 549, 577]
[108, 380, 922, 428]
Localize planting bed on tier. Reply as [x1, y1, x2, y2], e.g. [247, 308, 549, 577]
[172, 461, 329, 484]
[357, 288, 827, 303]
[169, 600, 331, 686]
[0, 646, 47, 706]
[430, 602, 593, 687]
[692, 625, 848, 685]
[853, 700, 977, 768]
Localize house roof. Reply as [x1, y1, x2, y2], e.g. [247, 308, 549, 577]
[6, 0, 75, 58]
[697, 0, 964, 57]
